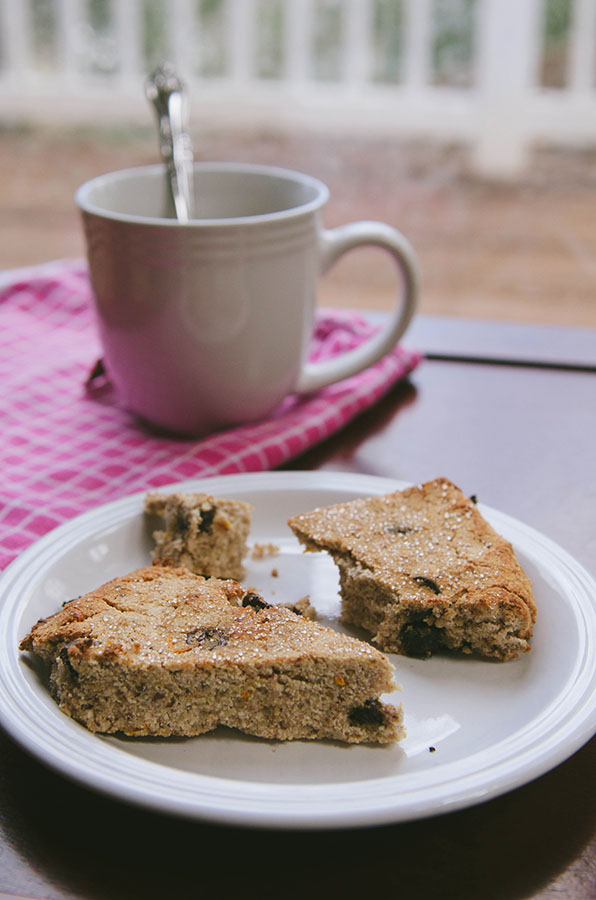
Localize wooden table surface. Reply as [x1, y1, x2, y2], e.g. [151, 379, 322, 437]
[1, 318, 595, 900]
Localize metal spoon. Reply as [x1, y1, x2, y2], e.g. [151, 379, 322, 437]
[145, 63, 194, 222]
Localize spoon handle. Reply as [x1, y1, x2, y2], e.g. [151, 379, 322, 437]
[145, 64, 194, 222]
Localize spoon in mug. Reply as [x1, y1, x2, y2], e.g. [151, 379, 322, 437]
[145, 63, 195, 222]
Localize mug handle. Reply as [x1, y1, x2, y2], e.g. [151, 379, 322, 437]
[295, 221, 419, 394]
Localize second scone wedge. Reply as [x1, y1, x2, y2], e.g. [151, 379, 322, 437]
[288, 478, 536, 661]
[19, 566, 403, 744]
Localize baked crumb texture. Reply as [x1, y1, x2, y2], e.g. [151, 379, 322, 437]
[19, 566, 403, 743]
[144, 491, 252, 580]
[251, 542, 280, 559]
[288, 478, 536, 661]
[288, 596, 317, 620]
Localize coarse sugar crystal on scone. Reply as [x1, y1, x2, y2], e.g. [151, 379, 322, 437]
[19, 566, 404, 744]
[144, 491, 252, 580]
[288, 477, 536, 661]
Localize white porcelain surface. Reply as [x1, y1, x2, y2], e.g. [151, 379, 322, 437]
[2, 471, 596, 829]
[76, 164, 418, 435]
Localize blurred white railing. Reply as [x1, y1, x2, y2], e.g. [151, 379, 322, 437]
[0, 0, 595, 177]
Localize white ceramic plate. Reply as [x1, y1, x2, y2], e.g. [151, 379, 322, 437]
[1, 471, 596, 830]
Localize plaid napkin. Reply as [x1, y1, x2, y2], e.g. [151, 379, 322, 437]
[0, 260, 421, 569]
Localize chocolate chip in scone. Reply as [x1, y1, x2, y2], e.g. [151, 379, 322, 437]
[349, 698, 386, 727]
[412, 575, 441, 594]
[197, 505, 216, 534]
[241, 592, 270, 611]
[59, 643, 80, 679]
[386, 524, 412, 535]
[470, 494, 478, 504]
[287, 603, 305, 616]
[185, 627, 229, 649]
[407, 606, 434, 625]
[175, 508, 191, 532]
[401, 620, 443, 658]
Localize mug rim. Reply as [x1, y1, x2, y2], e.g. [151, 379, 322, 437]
[75, 162, 330, 227]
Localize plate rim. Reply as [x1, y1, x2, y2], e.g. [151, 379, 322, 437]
[1, 469, 596, 829]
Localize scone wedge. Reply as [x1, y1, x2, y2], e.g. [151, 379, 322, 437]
[288, 478, 536, 661]
[19, 566, 403, 744]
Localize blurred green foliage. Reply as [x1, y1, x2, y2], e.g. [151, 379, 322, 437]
[23, 0, 575, 88]
[541, 0, 573, 87]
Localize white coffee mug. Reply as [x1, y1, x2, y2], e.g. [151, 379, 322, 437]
[76, 162, 419, 435]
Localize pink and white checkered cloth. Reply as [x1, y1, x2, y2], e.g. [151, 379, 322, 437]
[0, 259, 420, 569]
